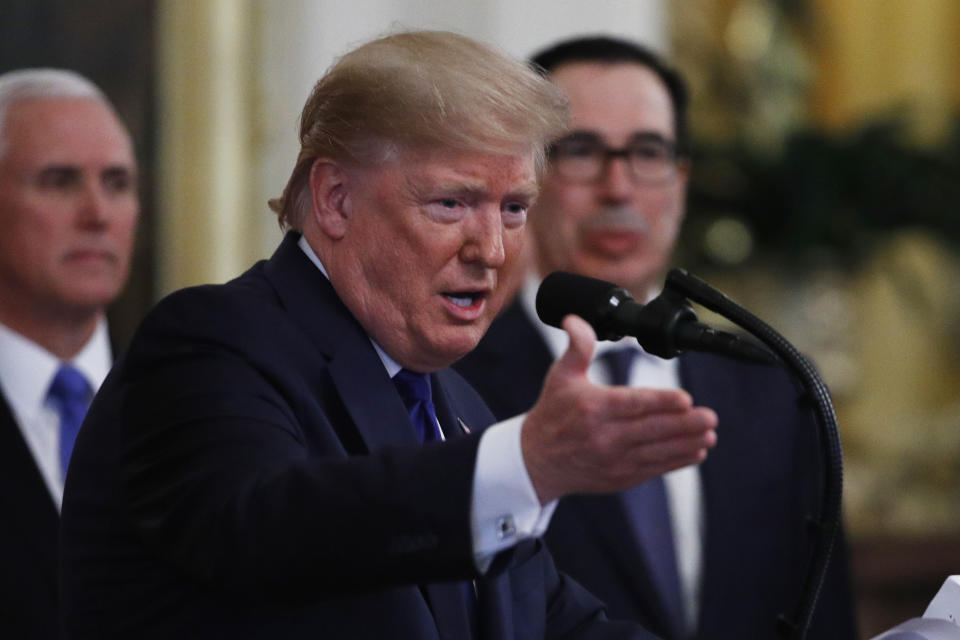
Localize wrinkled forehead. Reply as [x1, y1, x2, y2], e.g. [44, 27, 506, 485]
[361, 143, 539, 188]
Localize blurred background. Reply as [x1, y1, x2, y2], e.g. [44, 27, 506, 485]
[2, 0, 957, 636]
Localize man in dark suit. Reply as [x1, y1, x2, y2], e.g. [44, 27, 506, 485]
[60, 31, 719, 639]
[0, 69, 139, 638]
[455, 37, 858, 639]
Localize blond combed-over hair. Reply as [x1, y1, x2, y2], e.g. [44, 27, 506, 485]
[269, 30, 569, 230]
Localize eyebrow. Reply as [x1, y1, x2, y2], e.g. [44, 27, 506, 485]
[37, 164, 81, 177]
[410, 179, 539, 203]
[102, 165, 137, 180]
[35, 163, 136, 179]
[508, 183, 540, 203]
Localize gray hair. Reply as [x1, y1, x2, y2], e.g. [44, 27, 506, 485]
[0, 68, 109, 158]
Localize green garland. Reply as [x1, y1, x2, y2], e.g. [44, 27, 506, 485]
[685, 115, 960, 267]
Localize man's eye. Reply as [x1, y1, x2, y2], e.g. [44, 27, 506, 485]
[103, 170, 134, 194]
[37, 168, 80, 189]
[502, 203, 528, 228]
[426, 198, 468, 222]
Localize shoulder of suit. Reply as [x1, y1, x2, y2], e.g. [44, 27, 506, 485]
[155, 264, 276, 318]
[129, 264, 288, 357]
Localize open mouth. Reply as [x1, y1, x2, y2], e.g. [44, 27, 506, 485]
[440, 289, 490, 321]
[443, 291, 485, 308]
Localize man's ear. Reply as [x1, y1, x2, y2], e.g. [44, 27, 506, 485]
[308, 159, 351, 240]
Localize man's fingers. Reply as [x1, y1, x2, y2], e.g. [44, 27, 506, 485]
[614, 406, 718, 444]
[625, 430, 717, 464]
[612, 432, 717, 484]
[596, 386, 695, 420]
[634, 451, 711, 482]
[554, 314, 597, 377]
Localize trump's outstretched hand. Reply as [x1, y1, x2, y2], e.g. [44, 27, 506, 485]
[521, 314, 718, 504]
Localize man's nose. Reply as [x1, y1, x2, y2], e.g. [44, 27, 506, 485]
[598, 155, 635, 203]
[459, 207, 506, 268]
[76, 179, 111, 227]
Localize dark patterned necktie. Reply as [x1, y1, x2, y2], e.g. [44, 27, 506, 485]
[47, 364, 92, 477]
[600, 347, 686, 635]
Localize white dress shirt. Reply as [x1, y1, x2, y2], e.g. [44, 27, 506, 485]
[518, 274, 704, 633]
[297, 236, 555, 572]
[0, 319, 112, 510]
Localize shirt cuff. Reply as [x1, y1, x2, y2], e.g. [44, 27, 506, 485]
[470, 413, 557, 573]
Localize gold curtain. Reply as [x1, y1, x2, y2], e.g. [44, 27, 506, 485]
[809, 0, 960, 141]
[155, 0, 262, 296]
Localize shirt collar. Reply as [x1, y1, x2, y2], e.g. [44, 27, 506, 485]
[0, 318, 112, 424]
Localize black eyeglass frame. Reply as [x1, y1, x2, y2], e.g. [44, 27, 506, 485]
[547, 131, 685, 185]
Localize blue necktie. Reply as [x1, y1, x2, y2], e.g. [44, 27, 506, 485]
[600, 348, 686, 635]
[48, 364, 92, 477]
[392, 368, 477, 637]
[392, 368, 442, 442]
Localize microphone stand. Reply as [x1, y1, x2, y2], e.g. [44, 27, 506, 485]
[662, 268, 843, 640]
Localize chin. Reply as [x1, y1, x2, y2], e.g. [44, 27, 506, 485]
[429, 328, 486, 367]
[581, 261, 647, 290]
[61, 285, 123, 312]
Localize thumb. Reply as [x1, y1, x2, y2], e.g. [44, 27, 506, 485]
[555, 314, 597, 377]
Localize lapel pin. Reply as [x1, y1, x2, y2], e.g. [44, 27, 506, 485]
[457, 417, 470, 434]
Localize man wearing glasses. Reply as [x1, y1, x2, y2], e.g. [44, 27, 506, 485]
[454, 37, 858, 639]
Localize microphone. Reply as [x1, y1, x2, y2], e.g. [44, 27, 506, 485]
[535, 271, 777, 365]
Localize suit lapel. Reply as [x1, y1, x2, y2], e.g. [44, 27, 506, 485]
[423, 374, 479, 638]
[327, 354, 420, 451]
[475, 576, 513, 640]
[420, 582, 474, 640]
[430, 373, 472, 440]
[0, 393, 59, 589]
[263, 232, 420, 452]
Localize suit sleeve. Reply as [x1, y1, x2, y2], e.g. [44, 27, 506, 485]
[118, 323, 480, 602]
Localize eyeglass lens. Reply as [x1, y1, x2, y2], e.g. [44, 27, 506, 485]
[550, 131, 678, 183]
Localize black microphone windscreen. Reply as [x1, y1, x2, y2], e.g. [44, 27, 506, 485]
[535, 271, 624, 329]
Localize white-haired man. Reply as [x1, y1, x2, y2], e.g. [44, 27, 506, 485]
[0, 68, 138, 638]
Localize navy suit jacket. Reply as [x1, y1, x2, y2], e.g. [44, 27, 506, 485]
[0, 393, 60, 639]
[60, 232, 655, 639]
[454, 299, 858, 639]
